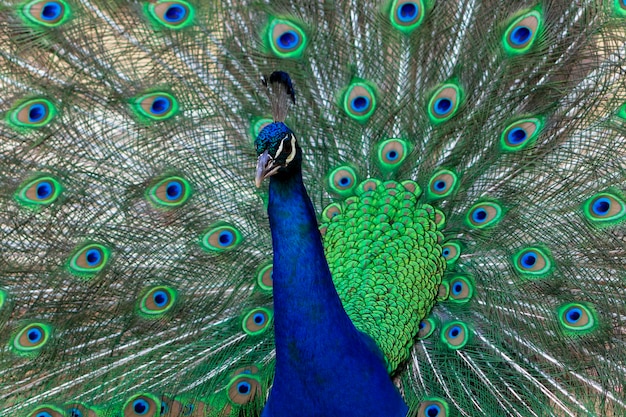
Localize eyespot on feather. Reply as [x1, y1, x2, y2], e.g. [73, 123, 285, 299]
[426, 169, 458, 200]
[227, 374, 261, 405]
[389, 0, 428, 33]
[27, 405, 65, 417]
[503, 10, 542, 55]
[441, 321, 469, 350]
[500, 118, 543, 151]
[342, 81, 377, 122]
[146, 1, 194, 29]
[512, 246, 553, 278]
[427, 83, 462, 124]
[122, 393, 160, 417]
[200, 223, 243, 252]
[11, 322, 52, 355]
[68, 244, 110, 277]
[242, 307, 273, 336]
[441, 241, 461, 265]
[16, 176, 62, 207]
[417, 318, 436, 339]
[8, 98, 56, 128]
[256, 263, 273, 291]
[138, 286, 177, 317]
[266, 18, 307, 58]
[582, 192, 626, 226]
[327, 166, 358, 196]
[448, 276, 474, 303]
[417, 398, 449, 417]
[21, 0, 70, 27]
[557, 302, 598, 335]
[377, 139, 409, 173]
[465, 201, 503, 229]
[131, 92, 179, 121]
[147, 176, 192, 208]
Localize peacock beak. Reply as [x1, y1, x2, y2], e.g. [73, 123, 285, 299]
[255, 150, 281, 187]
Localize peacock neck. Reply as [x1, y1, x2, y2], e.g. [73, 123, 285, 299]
[267, 168, 358, 364]
[264, 166, 408, 417]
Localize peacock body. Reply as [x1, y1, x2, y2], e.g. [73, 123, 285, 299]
[0, 1, 625, 416]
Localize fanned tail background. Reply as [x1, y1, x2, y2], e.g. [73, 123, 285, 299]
[0, 1, 624, 416]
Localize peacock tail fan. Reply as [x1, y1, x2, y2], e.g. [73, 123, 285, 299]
[0, 0, 625, 416]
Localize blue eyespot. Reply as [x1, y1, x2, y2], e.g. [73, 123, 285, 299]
[253, 313, 266, 326]
[521, 252, 537, 268]
[592, 197, 611, 216]
[85, 249, 102, 266]
[472, 208, 487, 223]
[397, 3, 418, 22]
[452, 283, 463, 295]
[434, 98, 452, 115]
[278, 31, 299, 49]
[133, 399, 149, 415]
[448, 325, 461, 338]
[36, 181, 53, 199]
[165, 181, 183, 200]
[351, 96, 370, 112]
[507, 127, 527, 144]
[338, 176, 352, 187]
[41, 2, 62, 20]
[566, 307, 582, 324]
[27, 328, 43, 343]
[28, 104, 46, 122]
[36, 413, 53, 417]
[386, 150, 399, 161]
[153, 290, 168, 307]
[151, 97, 171, 115]
[237, 381, 252, 394]
[425, 404, 441, 416]
[161, 400, 168, 414]
[218, 231, 234, 246]
[165, 4, 186, 22]
[511, 26, 531, 45]
[434, 180, 446, 191]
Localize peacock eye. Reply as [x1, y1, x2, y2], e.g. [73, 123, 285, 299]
[200, 223, 243, 252]
[28, 406, 65, 417]
[267, 18, 307, 58]
[147, 1, 195, 29]
[68, 243, 110, 277]
[11, 323, 52, 356]
[138, 286, 177, 317]
[227, 375, 262, 405]
[22, 0, 71, 27]
[242, 307, 273, 335]
[441, 321, 470, 349]
[417, 398, 450, 417]
[123, 394, 160, 417]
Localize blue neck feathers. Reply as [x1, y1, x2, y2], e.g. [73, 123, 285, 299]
[261, 165, 408, 417]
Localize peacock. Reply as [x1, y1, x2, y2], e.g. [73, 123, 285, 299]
[0, 0, 625, 416]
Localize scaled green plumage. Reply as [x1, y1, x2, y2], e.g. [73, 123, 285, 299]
[0, 0, 625, 416]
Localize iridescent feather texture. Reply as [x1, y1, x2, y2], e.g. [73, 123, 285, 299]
[0, 1, 625, 417]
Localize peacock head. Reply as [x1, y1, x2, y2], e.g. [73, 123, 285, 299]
[254, 71, 301, 187]
[254, 122, 301, 187]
